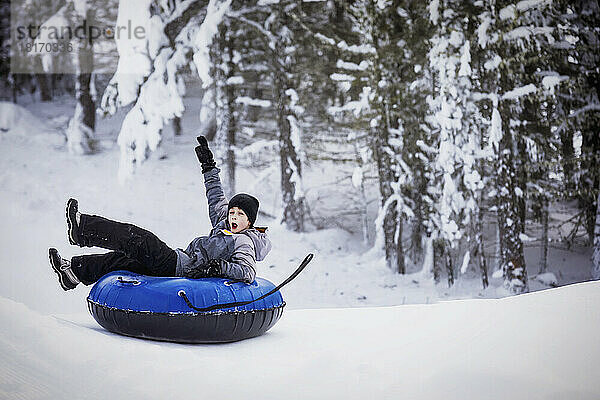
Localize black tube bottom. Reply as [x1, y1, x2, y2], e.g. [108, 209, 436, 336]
[88, 299, 285, 344]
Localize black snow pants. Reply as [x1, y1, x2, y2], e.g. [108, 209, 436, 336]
[70, 214, 177, 285]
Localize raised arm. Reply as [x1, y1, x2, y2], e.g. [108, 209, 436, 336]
[203, 168, 228, 227]
[195, 136, 228, 227]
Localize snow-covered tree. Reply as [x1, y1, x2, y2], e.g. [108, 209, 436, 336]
[427, 0, 490, 287]
[100, 0, 229, 181]
[325, 1, 435, 274]
[476, 0, 542, 294]
[558, 0, 600, 245]
[338, 0, 410, 273]
[240, 0, 307, 231]
[272, 17, 307, 232]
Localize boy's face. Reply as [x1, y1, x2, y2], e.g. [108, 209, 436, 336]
[228, 207, 251, 233]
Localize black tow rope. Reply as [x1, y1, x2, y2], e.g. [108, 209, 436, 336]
[178, 253, 314, 312]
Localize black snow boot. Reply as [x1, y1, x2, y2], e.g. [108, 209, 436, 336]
[66, 198, 82, 246]
[49, 248, 79, 291]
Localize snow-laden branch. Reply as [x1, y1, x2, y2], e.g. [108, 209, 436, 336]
[502, 84, 537, 100]
[416, 139, 437, 154]
[569, 103, 600, 119]
[237, 16, 276, 44]
[99, 0, 158, 114]
[505, 26, 554, 41]
[499, 0, 552, 21]
[336, 41, 376, 54]
[192, 0, 232, 89]
[330, 73, 356, 82]
[336, 60, 369, 71]
[235, 97, 272, 108]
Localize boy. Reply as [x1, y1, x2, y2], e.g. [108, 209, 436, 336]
[49, 136, 271, 290]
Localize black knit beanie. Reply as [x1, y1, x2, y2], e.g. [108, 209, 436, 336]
[228, 193, 259, 226]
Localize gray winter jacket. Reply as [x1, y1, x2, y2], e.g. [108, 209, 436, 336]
[174, 168, 272, 283]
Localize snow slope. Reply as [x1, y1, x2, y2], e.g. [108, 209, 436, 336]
[1, 281, 599, 400]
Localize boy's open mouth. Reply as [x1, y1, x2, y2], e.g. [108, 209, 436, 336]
[231, 222, 238, 230]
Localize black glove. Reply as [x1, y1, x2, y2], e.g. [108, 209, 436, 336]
[195, 136, 216, 173]
[187, 259, 223, 279]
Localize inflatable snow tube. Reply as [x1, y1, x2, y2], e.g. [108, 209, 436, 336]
[87, 271, 285, 343]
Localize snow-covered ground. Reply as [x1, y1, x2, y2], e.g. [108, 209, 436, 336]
[0, 96, 598, 399]
[2, 281, 599, 399]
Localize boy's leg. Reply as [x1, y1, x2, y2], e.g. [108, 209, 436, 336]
[71, 250, 177, 285]
[76, 214, 177, 273]
[71, 252, 143, 285]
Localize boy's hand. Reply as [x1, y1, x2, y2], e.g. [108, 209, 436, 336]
[195, 136, 216, 173]
[187, 259, 223, 279]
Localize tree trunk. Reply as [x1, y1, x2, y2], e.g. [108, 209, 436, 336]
[76, 60, 95, 131]
[445, 243, 454, 288]
[225, 36, 236, 194]
[11, 74, 18, 103]
[373, 99, 405, 273]
[561, 129, 575, 196]
[273, 6, 305, 232]
[410, 174, 425, 264]
[580, 127, 600, 245]
[213, 26, 237, 196]
[516, 137, 528, 233]
[476, 208, 489, 289]
[67, 8, 95, 155]
[397, 217, 406, 274]
[539, 197, 549, 274]
[496, 102, 528, 294]
[375, 140, 405, 273]
[172, 116, 182, 136]
[353, 141, 370, 245]
[592, 189, 600, 280]
[495, 218, 502, 272]
[433, 238, 444, 285]
[34, 58, 51, 101]
[276, 80, 305, 232]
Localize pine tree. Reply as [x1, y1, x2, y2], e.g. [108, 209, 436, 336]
[331, 0, 432, 275]
[349, 0, 410, 273]
[427, 0, 489, 287]
[252, 0, 308, 231]
[476, 0, 540, 294]
[560, 0, 600, 245]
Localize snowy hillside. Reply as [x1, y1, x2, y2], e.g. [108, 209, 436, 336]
[1, 281, 599, 400]
[0, 91, 597, 400]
